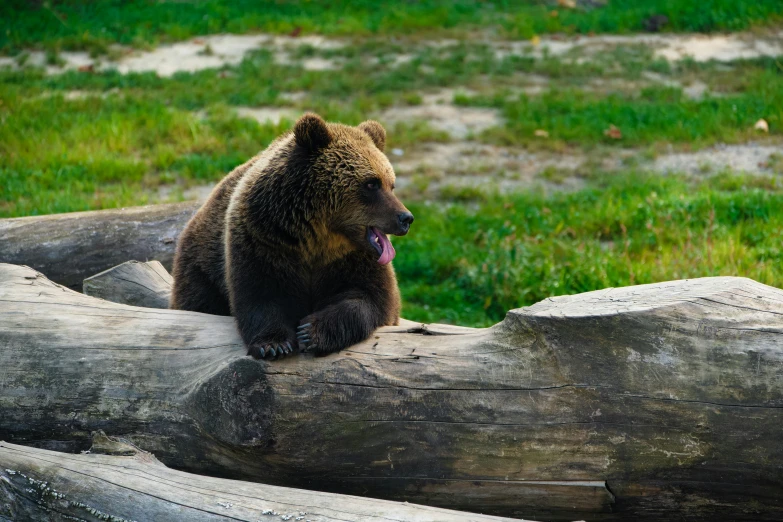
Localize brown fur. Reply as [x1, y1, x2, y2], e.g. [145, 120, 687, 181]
[170, 114, 413, 359]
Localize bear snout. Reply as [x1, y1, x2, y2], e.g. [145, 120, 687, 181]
[396, 211, 414, 235]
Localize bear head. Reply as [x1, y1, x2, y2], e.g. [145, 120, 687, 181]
[293, 113, 414, 265]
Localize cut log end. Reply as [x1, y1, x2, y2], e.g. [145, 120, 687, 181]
[83, 260, 173, 308]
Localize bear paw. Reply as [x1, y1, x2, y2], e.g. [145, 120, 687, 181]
[248, 341, 292, 360]
[297, 316, 349, 355]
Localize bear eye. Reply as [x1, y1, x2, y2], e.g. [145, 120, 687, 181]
[365, 179, 380, 190]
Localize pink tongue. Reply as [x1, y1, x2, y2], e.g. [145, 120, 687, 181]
[373, 227, 396, 265]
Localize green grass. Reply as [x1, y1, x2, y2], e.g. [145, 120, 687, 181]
[2, 44, 782, 217]
[478, 84, 782, 148]
[3, 1, 783, 55]
[0, 90, 289, 216]
[396, 173, 783, 326]
[459, 58, 783, 148]
[2, 28, 780, 210]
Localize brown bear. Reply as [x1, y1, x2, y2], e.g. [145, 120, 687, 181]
[170, 113, 414, 359]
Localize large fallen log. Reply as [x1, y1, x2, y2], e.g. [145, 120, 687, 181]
[2, 262, 783, 521]
[0, 437, 528, 522]
[0, 202, 198, 290]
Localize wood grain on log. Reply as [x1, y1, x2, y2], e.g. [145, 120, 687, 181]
[0, 202, 198, 290]
[0, 439, 529, 522]
[2, 262, 783, 520]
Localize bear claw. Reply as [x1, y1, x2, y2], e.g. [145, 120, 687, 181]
[296, 323, 315, 352]
[297, 323, 312, 352]
[248, 342, 293, 360]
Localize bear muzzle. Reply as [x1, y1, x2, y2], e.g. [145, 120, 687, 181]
[397, 211, 414, 235]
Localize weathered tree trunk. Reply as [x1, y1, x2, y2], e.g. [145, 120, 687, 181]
[2, 262, 783, 521]
[0, 437, 527, 522]
[0, 202, 198, 290]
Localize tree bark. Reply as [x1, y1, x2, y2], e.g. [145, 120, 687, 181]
[2, 262, 783, 520]
[0, 202, 198, 290]
[0, 437, 527, 522]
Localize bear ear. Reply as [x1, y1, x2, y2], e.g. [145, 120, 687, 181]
[294, 113, 332, 151]
[358, 120, 386, 152]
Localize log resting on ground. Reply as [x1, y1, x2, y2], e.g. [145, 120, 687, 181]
[2, 262, 783, 521]
[0, 202, 199, 290]
[0, 437, 529, 522]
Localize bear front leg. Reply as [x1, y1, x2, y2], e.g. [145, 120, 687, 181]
[227, 255, 299, 360]
[233, 300, 297, 359]
[297, 295, 385, 355]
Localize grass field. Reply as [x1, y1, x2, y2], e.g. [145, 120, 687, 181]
[399, 172, 783, 325]
[4, 48, 782, 216]
[2, 1, 783, 326]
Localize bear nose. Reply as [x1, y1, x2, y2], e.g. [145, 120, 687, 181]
[397, 211, 414, 233]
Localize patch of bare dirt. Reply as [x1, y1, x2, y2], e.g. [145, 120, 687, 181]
[378, 89, 501, 140]
[278, 91, 307, 103]
[651, 143, 783, 176]
[234, 106, 301, 125]
[274, 55, 342, 71]
[639, 72, 711, 100]
[34, 89, 122, 101]
[0, 51, 94, 75]
[653, 32, 783, 61]
[0, 34, 344, 76]
[390, 142, 578, 176]
[156, 184, 215, 205]
[581, 75, 711, 99]
[493, 30, 783, 62]
[391, 141, 592, 195]
[116, 34, 343, 75]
